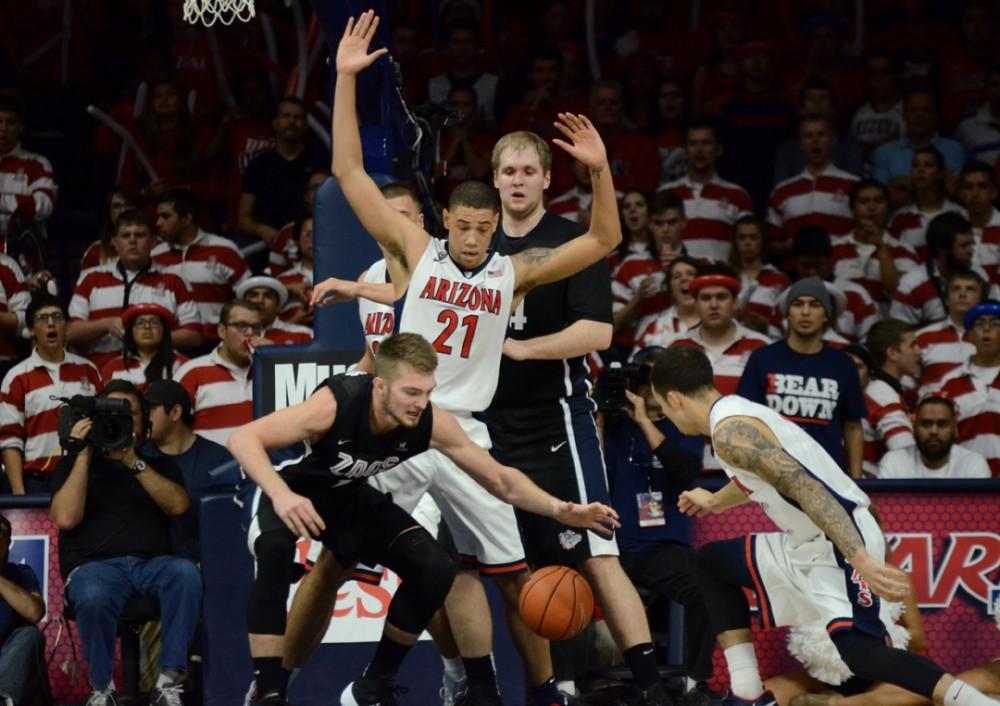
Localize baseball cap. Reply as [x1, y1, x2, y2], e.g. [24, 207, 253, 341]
[963, 300, 1000, 331]
[144, 380, 192, 419]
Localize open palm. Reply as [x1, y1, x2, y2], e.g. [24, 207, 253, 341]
[552, 113, 608, 168]
[336, 10, 388, 75]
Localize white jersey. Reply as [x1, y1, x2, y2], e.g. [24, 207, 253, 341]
[709, 395, 872, 548]
[358, 259, 395, 357]
[400, 238, 516, 414]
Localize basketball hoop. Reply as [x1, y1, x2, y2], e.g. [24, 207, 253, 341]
[183, 0, 256, 26]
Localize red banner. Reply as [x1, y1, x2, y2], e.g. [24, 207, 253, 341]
[692, 490, 1000, 688]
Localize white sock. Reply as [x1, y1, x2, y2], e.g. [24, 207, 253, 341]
[723, 643, 764, 699]
[156, 671, 180, 689]
[944, 679, 997, 706]
[442, 656, 465, 681]
[556, 681, 576, 696]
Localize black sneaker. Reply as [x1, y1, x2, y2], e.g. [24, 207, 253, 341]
[253, 691, 291, 706]
[453, 683, 504, 706]
[636, 681, 675, 706]
[679, 683, 721, 706]
[340, 676, 406, 706]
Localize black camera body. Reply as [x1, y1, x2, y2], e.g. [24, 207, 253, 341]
[57, 395, 135, 454]
[593, 362, 652, 418]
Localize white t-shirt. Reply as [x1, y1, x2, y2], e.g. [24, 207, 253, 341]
[877, 444, 991, 479]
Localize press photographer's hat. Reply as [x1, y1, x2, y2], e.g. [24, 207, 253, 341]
[144, 379, 192, 419]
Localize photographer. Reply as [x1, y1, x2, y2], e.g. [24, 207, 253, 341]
[50, 380, 201, 706]
[598, 348, 716, 704]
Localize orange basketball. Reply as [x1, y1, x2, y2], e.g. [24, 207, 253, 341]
[518, 565, 595, 641]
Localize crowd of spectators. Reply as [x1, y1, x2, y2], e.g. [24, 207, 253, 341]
[0, 0, 999, 702]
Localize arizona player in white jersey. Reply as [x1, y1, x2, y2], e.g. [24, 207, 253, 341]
[299, 12, 622, 706]
[647, 345, 997, 706]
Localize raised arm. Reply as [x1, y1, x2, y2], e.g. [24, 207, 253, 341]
[430, 406, 619, 535]
[511, 113, 621, 298]
[227, 387, 340, 538]
[332, 11, 428, 272]
[713, 415, 910, 601]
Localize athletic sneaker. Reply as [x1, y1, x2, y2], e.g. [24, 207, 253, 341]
[453, 683, 504, 706]
[679, 683, 721, 706]
[253, 691, 292, 706]
[85, 688, 118, 706]
[340, 676, 405, 706]
[440, 674, 467, 706]
[721, 691, 777, 706]
[636, 680, 674, 706]
[150, 683, 185, 706]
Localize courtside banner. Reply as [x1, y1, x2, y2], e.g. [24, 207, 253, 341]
[693, 487, 1000, 688]
[252, 346, 363, 416]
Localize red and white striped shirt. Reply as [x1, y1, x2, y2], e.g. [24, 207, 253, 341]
[278, 261, 313, 322]
[767, 164, 858, 246]
[0, 349, 100, 475]
[886, 201, 964, 259]
[831, 232, 919, 305]
[81, 239, 116, 270]
[0, 143, 56, 237]
[938, 362, 1000, 476]
[69, 262, 201, 367]
[973, 208, 1000, 284]
[176, 347, 252, 447]
[915, 318, 974, 397]
[661, 175, 753, 262]
[268, 221, 298, 275]
[890, 262, 998, 326]
[0, 254, 29, 361]
[862, 376, 915, 477]
[611, 252, 667, 349]
[634, 306, 696, 350]
[548, 187, 593, 223]
[739, 267, 792, 325]
[152, 229, 249, 339]
[99, 353, 189, 389]
[266, 318, 313, 346]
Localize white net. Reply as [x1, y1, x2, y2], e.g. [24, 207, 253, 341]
[183, 0, 256, 26]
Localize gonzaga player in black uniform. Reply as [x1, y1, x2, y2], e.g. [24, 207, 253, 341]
[486, 130, 671, 705]
[227, 333, 619, 706]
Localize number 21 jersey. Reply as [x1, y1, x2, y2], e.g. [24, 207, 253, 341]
[400, 238, 515, 414]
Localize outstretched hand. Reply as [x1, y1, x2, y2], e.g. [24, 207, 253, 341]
[552, 113, 608, 169]
[556, 501, 620, 537]
[310, 277, 359, 306]
[336, 10, 388, 76]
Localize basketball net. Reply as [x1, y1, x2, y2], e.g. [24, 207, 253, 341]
[183, 0, 256, 26]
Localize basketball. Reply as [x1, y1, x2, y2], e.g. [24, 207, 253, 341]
[518, 566, 595, 641]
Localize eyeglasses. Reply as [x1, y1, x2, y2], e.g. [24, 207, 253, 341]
[34, 312, 65, 324]
[133, 317, 164, 330]
[972, 318, 1000, 331]
[226, 322, 264, 335]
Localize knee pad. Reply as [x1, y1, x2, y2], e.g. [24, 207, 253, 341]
[247, 530, 298, 635]
[831, 631, 945, 698]
[383, 528, 457, 634]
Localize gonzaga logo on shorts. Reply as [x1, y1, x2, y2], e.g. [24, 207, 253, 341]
[765, 373, 839, 423]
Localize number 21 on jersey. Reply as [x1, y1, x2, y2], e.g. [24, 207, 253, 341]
[433, 310, 479, 358]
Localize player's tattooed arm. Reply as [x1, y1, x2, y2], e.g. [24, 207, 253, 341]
[713, 417, 865, 561]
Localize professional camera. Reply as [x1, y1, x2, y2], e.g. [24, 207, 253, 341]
[593, 361, 652, 415]
[57, 395, 135, 453]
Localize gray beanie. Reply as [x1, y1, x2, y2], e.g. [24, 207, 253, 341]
[783, 276, 833, 319]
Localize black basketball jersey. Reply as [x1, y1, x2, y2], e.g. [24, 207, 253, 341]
[281, 372, 433, 487]
[489, 212, 612, 408]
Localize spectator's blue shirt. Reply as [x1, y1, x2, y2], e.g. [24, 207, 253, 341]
[0, 562, 40, 642]
[736, 339, 867, 470]
[872, 133, 966, 183]
[142, 435, 234, 562]
[604, 417, 704, 553]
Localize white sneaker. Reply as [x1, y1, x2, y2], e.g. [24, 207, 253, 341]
[440, 675, 466, 706]
[85, 688, 118, 706]
[150, 683, 185, 706]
